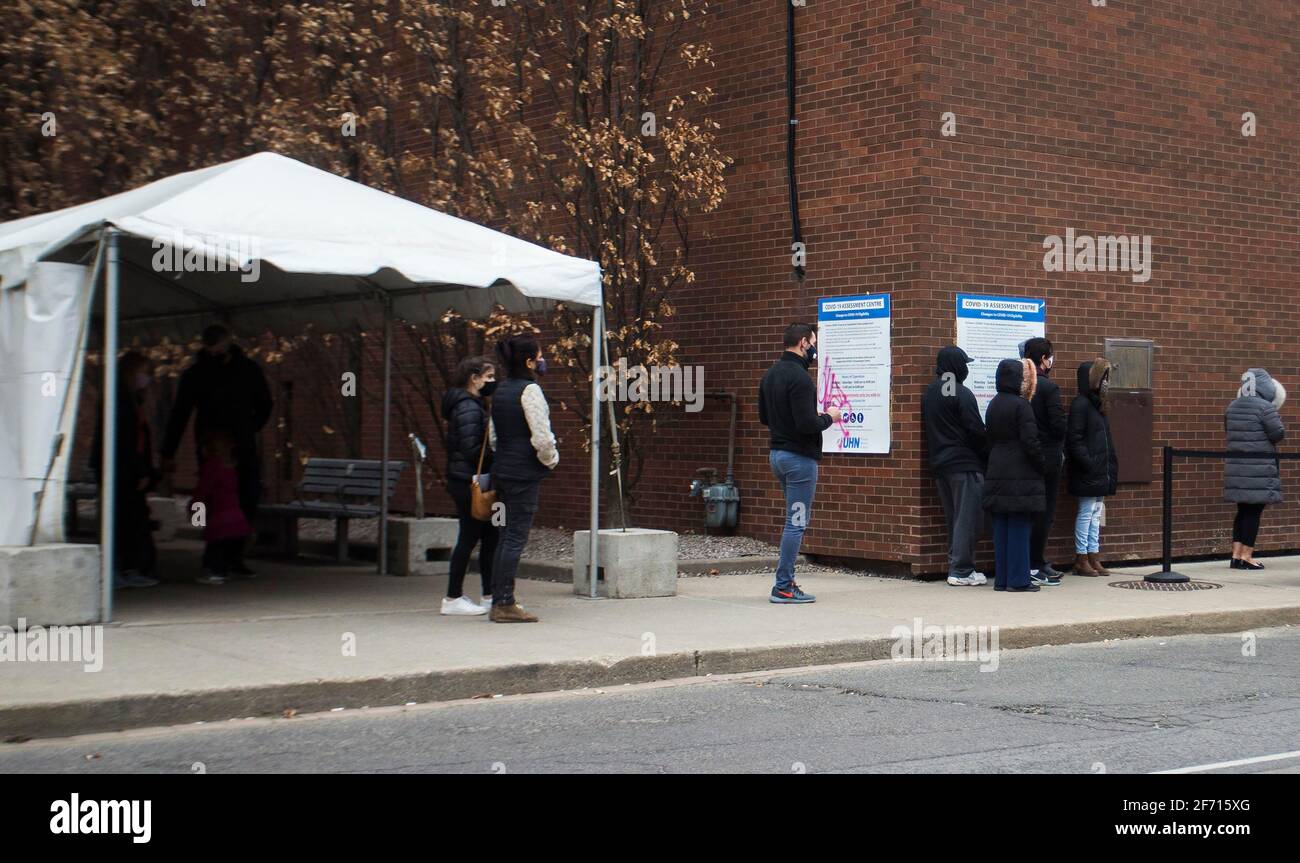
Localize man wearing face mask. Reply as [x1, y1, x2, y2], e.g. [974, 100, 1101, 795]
[1023, 338, 1067, 584]
[758, 322, 840, 603]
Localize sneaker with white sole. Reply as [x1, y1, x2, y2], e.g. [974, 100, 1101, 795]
[194, 572, 227, 585]
[969, 571, 987, 585]
[479, 596, 493, 612]
[441, 596, 488, 616]
[947, 574, 978, 586]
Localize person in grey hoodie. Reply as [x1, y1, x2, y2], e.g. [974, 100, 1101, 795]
[1224, 368, 1286, 570]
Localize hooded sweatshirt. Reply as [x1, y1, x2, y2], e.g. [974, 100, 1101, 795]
[982, 358, 1046, 513]
[921, 346, 989, 475]
[1224, 367, 1286, 505]
[1066, 359, 1119, 497]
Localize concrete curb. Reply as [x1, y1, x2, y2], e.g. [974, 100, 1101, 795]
[4, 606, 1297, 741]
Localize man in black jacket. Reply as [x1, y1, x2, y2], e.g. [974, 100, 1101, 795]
[161, 324, 273, 574]
[921, 346, 989, 586]
[1023, 337, 1067, 581]
[758, 323, 840, 604]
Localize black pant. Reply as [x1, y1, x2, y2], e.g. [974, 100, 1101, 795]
[1232, 503, 1266, 547]
[113, 488, 157, 575]
[203, 537, 246, 575]
[447, 478, 498, 599]
[1030, 460, 1062, 569]
[491, 476, 541, 606]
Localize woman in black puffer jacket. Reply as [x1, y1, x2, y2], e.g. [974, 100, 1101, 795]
[983, 358, 1047, 591]
[439, 355, 499, 615]
[1066, 359, 1119, 576]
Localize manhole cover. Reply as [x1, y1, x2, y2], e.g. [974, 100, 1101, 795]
[1109, 580, 1223, 591]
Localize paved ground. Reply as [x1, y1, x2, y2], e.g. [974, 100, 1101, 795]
[3, 628, 1297, 773]
[4, 544, 1300, 739]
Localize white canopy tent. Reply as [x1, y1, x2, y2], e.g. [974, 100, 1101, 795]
[0, 152, 606, 621]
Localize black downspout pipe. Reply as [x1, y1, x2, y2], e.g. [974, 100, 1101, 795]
[785, 1, 804, 281]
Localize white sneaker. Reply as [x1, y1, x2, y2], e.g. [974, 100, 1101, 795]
[947, 575, 978, 586]
[194, 573, 227, 585]
[479, 596, 493, 612]
[969, 571, 988, 585]
[441, 596, 488, 616]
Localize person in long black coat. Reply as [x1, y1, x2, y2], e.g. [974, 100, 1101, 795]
[982, 358, 1046, 591]
[1066, 359, 1119, 576]
[440, 355, 499, 614]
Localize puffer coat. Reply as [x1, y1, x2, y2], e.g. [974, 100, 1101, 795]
[983, 358, 1046, 514]
[442, 388, 491, 481]
[1067, 360, 1119, 498]
[1224, 367, 1286, 505]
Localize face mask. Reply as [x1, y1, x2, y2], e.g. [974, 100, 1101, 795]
[1099, 379, 1110, 395]
[1042, 356, 1054, 375]
[805, 342, 817, 362]
[480, 380, 498, 397]
[533, 358, 548, 376]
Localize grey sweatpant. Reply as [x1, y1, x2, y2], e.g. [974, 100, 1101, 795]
[935, 471, 985, 578]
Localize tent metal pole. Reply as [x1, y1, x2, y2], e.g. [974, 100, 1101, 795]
[378, 298, 393, 575]
[100, 230, 120, 623]
[589, 302, 602, 598]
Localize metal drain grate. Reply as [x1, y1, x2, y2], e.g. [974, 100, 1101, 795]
[1109, 579, 1223, 591]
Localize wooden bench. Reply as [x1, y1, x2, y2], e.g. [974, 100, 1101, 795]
[259, 458, 406, 562]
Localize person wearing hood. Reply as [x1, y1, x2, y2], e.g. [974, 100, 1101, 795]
[982, 358, 1047, 591]
[1224, 367, 1286, 570]
[758, 323, 840, 604]
[1066, 358, 1119, 576]
[160, 324, 272, 577]
[1022, 338, 1067, 580]
[440, 355, 499, 615]
[921, 346, 990, 586]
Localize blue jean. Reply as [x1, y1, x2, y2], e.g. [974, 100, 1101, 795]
[769, 449, 818, 590]
[993, 512, 1033, 590]
[1074, 497, 1103, 553]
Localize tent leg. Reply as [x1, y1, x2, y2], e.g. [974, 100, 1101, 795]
[589, 303, 602, 598]
[378, 299, 393, 575]
[100, 231, 119, 623]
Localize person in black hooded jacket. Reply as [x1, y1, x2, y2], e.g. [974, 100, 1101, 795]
[921, 346, 989, 585]
[439, 355, 499, 615]
[983, 358, 1046, 591]
[1067, 359, 1119, 576]
[1022, 338, 1067, 579]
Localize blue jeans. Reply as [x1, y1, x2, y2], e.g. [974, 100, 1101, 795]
[993, 512, 1033, 590]
[769, 450, 818, 591]
[1074, 497, 1103, 554]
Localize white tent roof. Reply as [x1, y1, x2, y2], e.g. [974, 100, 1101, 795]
[0, 151, 602, 336]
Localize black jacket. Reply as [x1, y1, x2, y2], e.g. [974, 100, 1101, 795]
[921, 346, 989, 475]
[1066, 361, 1119, 497]
[161, 345, 272, 457]
[91, 387, 160, 501]
[1030, 370, 1067, 469]
[758, 351, 831, 461]
[442, 388, 491, 481]
[982, 359, 1046, 513]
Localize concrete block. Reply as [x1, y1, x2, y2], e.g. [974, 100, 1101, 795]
[386, 517, 459, 576]
[573, 528, 678, 598]
[0, 544, 101, 627]
[147, 495, 187, 543]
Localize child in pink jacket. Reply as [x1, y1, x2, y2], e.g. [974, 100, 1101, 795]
[191, 431, 252, 585]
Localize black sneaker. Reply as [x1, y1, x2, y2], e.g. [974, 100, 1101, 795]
[228, 562, 258, 579]
[1008, 584, 1041, 592]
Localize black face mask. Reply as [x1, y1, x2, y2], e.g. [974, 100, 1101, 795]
[805, 343, 817, 363]
[479, 380, 498, 398]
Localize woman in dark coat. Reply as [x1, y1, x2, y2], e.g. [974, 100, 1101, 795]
[440, 355, 499, 615]
[1067, 359, 1119, 576]
[1224, 367, 1286, 570]
[983, 358, 1047, 591]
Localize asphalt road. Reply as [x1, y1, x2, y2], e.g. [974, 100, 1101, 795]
[3, 628, 1299, 774]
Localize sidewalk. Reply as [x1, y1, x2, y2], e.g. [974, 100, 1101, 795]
[3, 544, 1299, 739]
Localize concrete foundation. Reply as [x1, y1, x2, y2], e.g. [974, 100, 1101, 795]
[386, 517, 459, 576]
[573, 528, 678, 598]
[0, 544, 101, 627]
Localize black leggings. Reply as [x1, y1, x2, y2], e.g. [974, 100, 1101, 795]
[447, 478, 498, 599]
[1232, 503, 1266, 547]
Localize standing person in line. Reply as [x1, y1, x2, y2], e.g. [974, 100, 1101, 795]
[1066, 358, 1119, 576]
[1224, 368, 1286, 570]
[191, 431, 253, 585]
[487, 335, 557, 623]
[439, 355, 499, 615]
[1023, 338, 1067, 585]
[983, 358, 1046, 592]
[922, 346, 990, 586]
[160, 324, 272, 576]
[758, 323, 841, 604]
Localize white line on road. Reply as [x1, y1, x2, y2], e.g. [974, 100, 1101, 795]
[1153, 750, 1300, 774]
